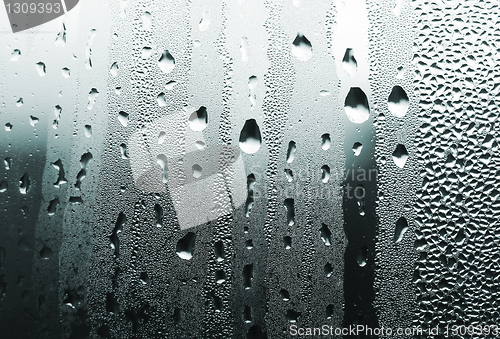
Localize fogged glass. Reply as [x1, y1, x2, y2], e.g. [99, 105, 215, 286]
[0, 0, 497, 338]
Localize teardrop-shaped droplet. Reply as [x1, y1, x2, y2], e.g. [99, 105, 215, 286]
[292, 33, 312, 61]
[188, 106, 208, 131]
[393, 217, 408, 243]
[344, 87, 370, 124]
[388, 85, 409, 117]
[158, 50, 175, 74]
[239, 119, 262, 154]
[392, 144, 408, 168]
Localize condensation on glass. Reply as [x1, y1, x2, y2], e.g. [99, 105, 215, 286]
[0, 0, 497, 338]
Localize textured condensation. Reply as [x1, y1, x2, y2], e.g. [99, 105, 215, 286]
[366, 0, 420, 336]
[4, 0, 499, 338]
[411, 0, 500, 337]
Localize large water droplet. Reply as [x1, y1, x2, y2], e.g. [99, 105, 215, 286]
[243, 264, 253, 289]
[320, 223, 332, 246]
[284, 198, 295, 226]
[388, 85, 409, 117]
[392, 144, 408, 168]
[357, 246, 368, 267]
[321, 165, 330, 183]
[176, 232, 196, 260]
[292, 33, 312, 61]
[188, 106, 208, 131]
[239, 119, 262, 154]
[344, 87, 370, 123]
[158, 50, 175, 74]
[141, 11, 152, 30]
[393, 217, 408, 243]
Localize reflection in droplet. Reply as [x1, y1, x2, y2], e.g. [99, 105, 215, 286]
[188, 106, 208, 131]
[392, 144, 408, 168]
[286, 141, 296, 163]
[352, 142, 363, 156]
[393, 217, 408, 243]
[342, 48, 357, 77]
[158, 50, 175, 74]
[388, 85, 409, 117]
[344, 87, 370, 123]
[292, 33, 312, 61]
[239, 119, 262, 154]
[36, 62, 46, 76]
[321, 134, 331, 150]
[176, 232, 196, 260]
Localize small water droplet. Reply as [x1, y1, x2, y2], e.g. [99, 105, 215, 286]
[352, 142, 363, 156]
[118, 111, 129, 127]
[176, 232, 196, 260]
[36, 62, 46, 76]
[321, 134, 331, 150]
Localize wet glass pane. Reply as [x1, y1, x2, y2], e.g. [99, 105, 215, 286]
[0, 0, 498, 338]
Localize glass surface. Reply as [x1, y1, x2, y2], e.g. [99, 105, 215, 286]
[0, 0, 497, 338]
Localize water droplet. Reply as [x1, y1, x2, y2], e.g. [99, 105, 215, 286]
[141, 11, 152, 30]
[85, 29, 97, 70]
[87, 88, 99, 110]
[320, 223, 332, 246]
[284, 168, 293, 182]
[286, 141, 296, 163]
[321, 134, 331, 150]
[4, 123, 12, 131]
[388, 85, 409, 117]
[176, 232, 196, 260]
[10, 49, 21, 61]
[357, 246, 368, 267]
[324, 263, 333, 277]
[61, 67, 70, 78]
[214, 241, 224, 261]
[118, 111, 129, 127]
[243, 306, 252, 323]
[248, 76, 258, 108]
[283, 236, 292, 249]
[84, 125, 92, 138]
[286, 309, 301, 322]
[19, 172, 30, 194]
[284, 198, 295, 226]
[188, 106, 208, 131]
[393, 217, 408, 243]
[36, 62, 46, 76]
[292, 33, 312, 61]
[165, 80, 177, 90]
[192, 164, 202, 178]
[321, 165, 330, 183]
[154, 204, 163, 227]
[342, 48, 357, 77]
[110, 62, 118, 76]
[75, 152, 93, 190]
[119, 143, 129, 159]
[47, 198, 60, 216]
[28, 115, 38, 127]
[215, 270, 225, 284]
[141, 46, 153, 59]
[158, 50, 175, 74]
[280, 289, 290, 301]
[157, 92, 166, 107]
[158, 131, 166, 144]
[352, 142, 363, 156]
[344, 87, 370, 123]
[243, 264, 253, 289]
[239, 119, 262, 154]
[392, 144, 408, 168]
